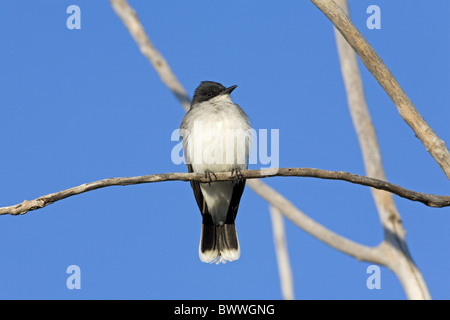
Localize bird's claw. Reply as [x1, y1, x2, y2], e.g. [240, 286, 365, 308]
[231, 168, 244, 180]
[204, 171, 217, 185]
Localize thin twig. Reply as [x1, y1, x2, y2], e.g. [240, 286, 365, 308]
[248, 179, 386, 265]
[311, 0, 450, 180]
[270, 206, 295, 300]
[109, 0, 191, 111]
[1, 168, 449, 216]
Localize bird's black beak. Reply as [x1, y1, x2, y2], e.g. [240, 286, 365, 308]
[223, 85, 238, 95]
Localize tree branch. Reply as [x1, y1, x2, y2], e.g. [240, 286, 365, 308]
[109, 0, 191, 111]
[248, 179, 387, 265]
[270, 206, 295, 300]
[334, 0, 431, 299]
[1, 167, 449, 216]
[311, 0, 450, 180]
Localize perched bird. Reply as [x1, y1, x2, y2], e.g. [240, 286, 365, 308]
[180, 81, 251, 264]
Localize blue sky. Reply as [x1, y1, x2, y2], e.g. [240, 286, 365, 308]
[1, 0, 449, 300]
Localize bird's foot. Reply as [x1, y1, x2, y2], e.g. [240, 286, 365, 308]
[204, 170, 217, 185]
[231, 168, 244, 180]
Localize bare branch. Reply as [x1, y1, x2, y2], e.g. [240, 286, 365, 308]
[1, 168, 449, 216]
[270, 206, 295, 300]
[334, 0, 431, 299]
[248, 179, 387, 265]
[311, 0, 450, 180]
[109, 0, 191, 111]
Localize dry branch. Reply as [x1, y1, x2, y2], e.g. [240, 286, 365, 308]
[248, 179, 386, 264]
[1, 168, 449, 216]
[270, 206, 295, 300]
[110, 0, 191, 111]
[334, 0, 431, 299]
[311, 0, 450, 180]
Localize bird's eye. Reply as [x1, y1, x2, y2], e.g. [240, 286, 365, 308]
[207, 91, 213, 97]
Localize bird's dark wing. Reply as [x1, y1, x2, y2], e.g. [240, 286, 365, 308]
[187, 163, 246, 225]
[226, 179, 246, 224]
[187, 164, 209, 215]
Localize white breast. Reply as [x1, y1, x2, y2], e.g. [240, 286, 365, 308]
[181, 95, 252, 174]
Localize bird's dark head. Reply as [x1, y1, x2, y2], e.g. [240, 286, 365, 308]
[191, 81, 238, 105]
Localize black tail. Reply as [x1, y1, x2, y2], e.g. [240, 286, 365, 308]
[199, 223, 240, 264]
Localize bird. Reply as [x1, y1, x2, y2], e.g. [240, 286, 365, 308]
[180, 81, 251, 264]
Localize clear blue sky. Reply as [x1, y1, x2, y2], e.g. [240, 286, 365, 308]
[1, 1, 449, 300]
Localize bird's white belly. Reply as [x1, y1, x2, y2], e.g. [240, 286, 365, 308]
[184, 103, 251, 174]
[199, 182, 234, 224]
